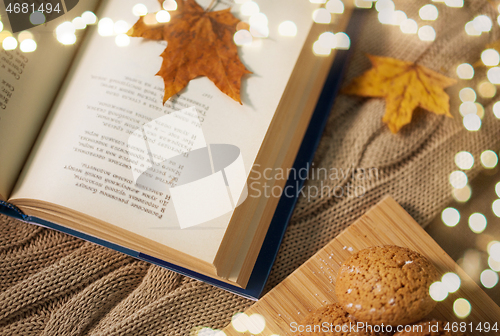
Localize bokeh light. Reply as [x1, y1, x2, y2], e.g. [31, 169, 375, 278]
[418, 26, 436, 41]
[480, 150, 498, 169]
[278, 21, 297, 37]
[463, 114, 481, 131]
[327, 0, 344, 13]
[487, 67, 500, 84]
[481, 49, 500, 66]
[488, 256, 500, 271]
[233, 29, 252, 46]
[441, 207, 460, 227]
[114, 20, 129, 34]
[132, 3, 148, 16]
[456, 63, 474, 79]
[240, 1, 259, 16]
[400, 19, 418, 34]
[318, 32, 337, 49]
[98, 18, 114, 36]
[480, 270, 499, 288]
[468, 213, 487, 234]
[445, 0, 464, 8]
[72, 17, 86, 30]
[493, 102, 500, 118]
[156, 10, 171, 23]
[453, 298, 471, 318]
[335, 32, 350, 50]
[452, 185, 471, 203]
[477, 81, 496, 98]
[495, 181, 500, 197]
[449, 171, 468, 189]
[455, 151, 474, 170]
[313, 8, 331, 24]
[473, 15, 493, 32]
[3, 36, 18, 50]
[429, 281, 448, 301]
[82, 11, 97, 24]
[465, 21, 481, 36]
[492, 199, 500, 217]
[375, 0, 395, 12]
[419, 5, 438, 21]
[442, 272, 461, 293]
[489, 241, 500, 262]
[19, 39, 36, 52]
[163, 0, 178, 11]
[459, 87, 476, 102]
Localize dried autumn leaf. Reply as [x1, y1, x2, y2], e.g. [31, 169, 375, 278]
[342, 55, 457, 133]
[127, 0, 251, 104]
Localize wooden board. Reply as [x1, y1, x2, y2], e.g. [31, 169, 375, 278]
[222, 196, 500, 336]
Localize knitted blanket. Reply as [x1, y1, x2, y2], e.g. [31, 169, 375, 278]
[2, 1, 500, 335]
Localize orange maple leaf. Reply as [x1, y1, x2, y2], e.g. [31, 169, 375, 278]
[127, 0, 251, 104]
[342, 55, 457, 133]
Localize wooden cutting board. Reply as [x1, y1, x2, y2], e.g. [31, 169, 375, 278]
[221, 196, 500, 336]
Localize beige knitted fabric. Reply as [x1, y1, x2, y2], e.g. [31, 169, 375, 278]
[2, 1, 500, 335]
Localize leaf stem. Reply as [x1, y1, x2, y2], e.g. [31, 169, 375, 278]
[206, 0, 218, 11]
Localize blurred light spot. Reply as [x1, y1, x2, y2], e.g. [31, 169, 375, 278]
[313, 40, 331, 56]
[465, 21, 481, 36]
[452, 185, 471, 203]
[481, 269, 499, 288]
[327, 0, 345, 13]
[115, 34, 130, 47]
[468, 213, 487, 234]
[378, 9, 396, 25]
[473, 15, 493, 32]
[375, 0, 394, 12]
[393, 10, 407, 25]
[163, 0, 177, 11]
[455, 151, 474, 170]
[72, 17, 86, 30]
[481, 49, 500, 66]
[0, 31, 12, 43]
[310, 0, 326, 3]
[335, 32, 350, 49]
[56, 21, 76, 36]
[249, 13, 268, 27]
[449, 171, 468, 189]
[19, 39, 36, 52]
[354, 0, 372, 8]
[3, 36, 17, 50]
[234, 0, 249, 3]
[478, 81, 496, 98]
[453, 298, 471, 318]
[30, 11, 45, 25]
[419, 4, 438, 21]
[490, 242, 500, 262]
[156, 10, 171, 23]
[231, 313, 249, 333]
[114, 20, 129, 34]
[17, 31, 33, 42]
[496, 181, 500, 197]
[278, 21, 297, 36]
[82, 11, 97, 24]
[488, 256, 500, 271]
[143, 13, 158, 25]
[493, 101, 500, 118]
[247, 314, 266, 334]
[442, 207, 460, 227]
[318, 32, 336, 49]
[400, 19, 418, 34]
[132, 3, 148, 16]
[463, 114, 481, 131]
[57, 33, 76, 45]
[459, 87, 476, 102]
[493, 199, 500, 217]
[445, 0, 464, 8]
[240, 1, 259, 16]
[250, 25, 268, 38]
[456, 63, 474, 79]
[475, 103, 485, 119]
[480, 150, 498, 169]
[0, 21, 3, 33]
[429, 282, 448, 301]
[418, 26, 436, 41]
[487, 67, 500, 84]
[498, 15, 500, 27]
[313, 8, 331, 24]
[442, 272, 461, 293]
[233, 30, 252, 46]
[98, 18, 114, 36]
[459, 102, 476, 116]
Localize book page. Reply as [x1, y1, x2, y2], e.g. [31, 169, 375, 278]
[11, 0, 316, 263]
[0, 0, 99, 200]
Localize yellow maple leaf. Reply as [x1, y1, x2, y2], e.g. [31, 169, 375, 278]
[342, 55, 457, 133]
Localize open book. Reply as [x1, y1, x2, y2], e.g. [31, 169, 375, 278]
[0, 0, 352, 297]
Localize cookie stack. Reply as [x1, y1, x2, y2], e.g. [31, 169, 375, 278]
[299, 245, 463, 336]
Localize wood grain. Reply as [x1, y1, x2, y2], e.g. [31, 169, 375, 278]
[221, 196, 500, 336]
